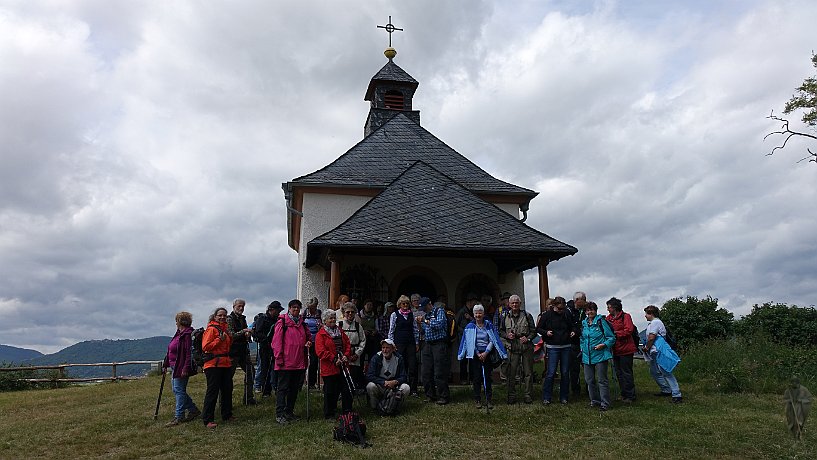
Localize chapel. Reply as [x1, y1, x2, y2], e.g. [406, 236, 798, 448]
[282, 37, 577, 313]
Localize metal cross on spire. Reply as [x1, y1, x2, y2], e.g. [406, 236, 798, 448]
[377, 16, 403, 47]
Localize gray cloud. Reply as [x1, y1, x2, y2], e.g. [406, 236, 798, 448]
[0, 1, 815, 352]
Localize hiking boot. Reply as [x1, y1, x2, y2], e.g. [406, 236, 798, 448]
[542, 400, 551, 406]
[671, 397, 683, 404]
[225, 416, 237, 422]
[436, 398, 449, 405]
[205, 422, 218, 429]
[486, 401, 494, 409]
[600, 405, 609, 412]
[475, 401, 483, 409]
[183, 408, 201, 422]
[165, 418, 182, 427]
[560, 399, 569, 405]
[507, 398, 517, 405]
[523, 396, 532, 404]
[285, 412, 301, 421]
[621, 398, 634, 404]
[276, 416, 289, 425]
[654, 392, 672, 397]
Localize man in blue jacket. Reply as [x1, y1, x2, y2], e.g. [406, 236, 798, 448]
[366, 339, 410, 410]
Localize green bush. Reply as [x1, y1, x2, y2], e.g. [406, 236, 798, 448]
[661, 296, 734, 350]
[735, 302, 817, 347]
[675, 334, 817, 393]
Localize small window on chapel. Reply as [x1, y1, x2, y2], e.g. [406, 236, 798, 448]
[384, 90, 404, 110]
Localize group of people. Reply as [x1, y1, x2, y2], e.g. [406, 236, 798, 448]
[161, 291, 683, 428]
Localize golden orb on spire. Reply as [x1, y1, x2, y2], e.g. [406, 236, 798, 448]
[384, 47, 397, 60]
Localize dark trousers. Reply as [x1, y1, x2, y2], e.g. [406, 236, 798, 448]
[569, 343, 582, 394]
[422, 340, 451, 401]
[307, 344, 319, 387]
[613, 354, 636, 400]
[202, 366, 233, 424]
[469, 357, 492, 402]
[231, 351, 255, 405]
[459, 352, 470, 383]
[322, 373, 353, 418]
[363, 332, 382, 365]
[349, 364, 365, 392]
[396, 342, 418, 393]
[275, 369, 304, 417]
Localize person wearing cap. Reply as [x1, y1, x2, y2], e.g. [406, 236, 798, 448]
[420, 298, 451, 404]
[301, 297, 322, 389]
[253, 301, 283, 397]
[340, 302, 367, 393]
[366, 338, 410, 410]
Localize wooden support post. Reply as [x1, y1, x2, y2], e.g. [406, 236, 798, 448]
[112, 363, 117, 382]
[538, 258, 550, 314]
[328, 253, 341, 310]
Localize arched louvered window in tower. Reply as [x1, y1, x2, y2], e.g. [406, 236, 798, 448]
[384, 90, 404, 110]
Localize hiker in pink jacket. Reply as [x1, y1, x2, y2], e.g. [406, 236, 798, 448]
[271, 299, 312, 424]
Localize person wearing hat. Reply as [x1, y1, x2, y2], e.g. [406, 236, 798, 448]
[365, 338, 410, 410]
[301, 297, 322, 389]
[252, 301, 283, 397]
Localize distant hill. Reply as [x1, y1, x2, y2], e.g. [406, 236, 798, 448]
[0, 344, 44, 364]
[22, 337, 172, 378]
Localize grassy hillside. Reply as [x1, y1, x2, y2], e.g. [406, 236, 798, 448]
[0, 345, 43, 364]
[22, 337, 171, 378]
[0, 361, 812, 459]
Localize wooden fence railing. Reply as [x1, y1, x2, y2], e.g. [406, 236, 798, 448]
[0, 361, 163, 385]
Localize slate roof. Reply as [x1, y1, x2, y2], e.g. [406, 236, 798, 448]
[290, 113, 537, 198]
[306, 161, 577, 270]
[370, 60, 417, 85]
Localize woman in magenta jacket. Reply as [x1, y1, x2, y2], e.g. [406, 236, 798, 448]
[162, 311, 201, 426]
[271, 299, 312, 424]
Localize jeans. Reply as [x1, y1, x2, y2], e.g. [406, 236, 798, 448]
[649, 351, 681, 397]
[613, 354, 636, 400]
[254, 343, 276, 395]
[583, 360, 611, 408]
[171, 376, 198, 419]
[542, 347, 571, 402]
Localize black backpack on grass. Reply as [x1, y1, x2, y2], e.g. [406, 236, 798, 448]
[333, 411, 370, 448]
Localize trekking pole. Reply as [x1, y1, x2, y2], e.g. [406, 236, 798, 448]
[608, 359, 620, 402]
[305, 345, 311, 421]
[481, 361, 489, 413]
[153, 369, 166, 420]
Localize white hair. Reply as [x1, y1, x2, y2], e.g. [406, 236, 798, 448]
[322, 309, 337, 323]
[573, 292, 586, 301]
[509, 294, 521, 303]
[472, 304, 485, 314]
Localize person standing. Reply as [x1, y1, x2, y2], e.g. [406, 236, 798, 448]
[580, 302, 616, 411]
[458, 304, 507, 409]
[454, 293, 479, 384]
[316, 310, 354, 419]
[498, 295, 536, 404]
[420, 300, 451, 405]
[359, 299, 381, 365]
[162, 311, 200, 426]
[643, 305, 682, 403]
[536, 296, 579, 405]
[389, 295, 420, 396]
[201, 307, 233, 428]
[339, 302, 367, 393]
[272, 299, 312, 424]
[605, 297, 637, 402]
[252, 301, 282, 397]
[227, 298, 256, 406]
[567, 292, 587, 396]
[301, 297, 322, 389]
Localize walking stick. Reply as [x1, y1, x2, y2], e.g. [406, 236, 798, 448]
[153, 369, 166, 420]
[481, 362, 489, 413]
[305, 345, 311, 421]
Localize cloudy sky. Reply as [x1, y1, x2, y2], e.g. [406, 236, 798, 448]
[2, 0, 816, 353]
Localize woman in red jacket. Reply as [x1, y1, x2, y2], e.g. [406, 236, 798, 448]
[201, 307, 234, 428]
[605, 297, 638, 403]
[315, 309, 353, 419]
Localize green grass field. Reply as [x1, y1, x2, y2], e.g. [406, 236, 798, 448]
[0, 360, 813, 459]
